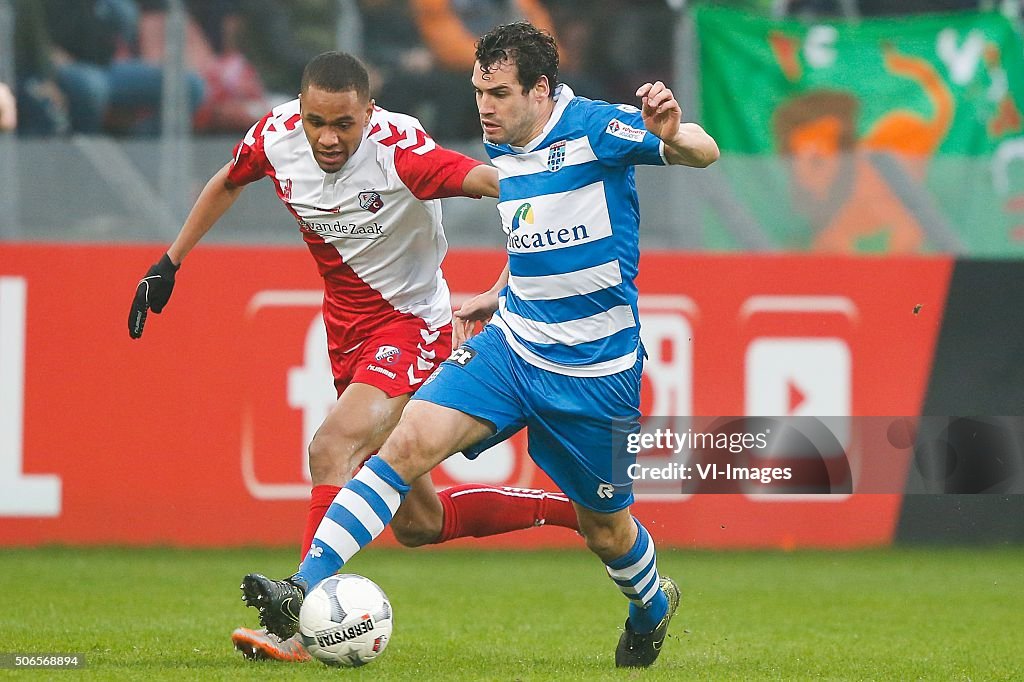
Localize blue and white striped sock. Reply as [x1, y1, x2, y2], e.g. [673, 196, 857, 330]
[294, 456, 410, 589]
[605, 519, 668, 634]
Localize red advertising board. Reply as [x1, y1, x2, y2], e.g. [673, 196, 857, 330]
[0, 244, 952, 548]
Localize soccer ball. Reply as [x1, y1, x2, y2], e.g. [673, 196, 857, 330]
[298, 574, 393, 667]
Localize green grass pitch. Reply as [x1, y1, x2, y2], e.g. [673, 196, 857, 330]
[1, 545, 1021, 680]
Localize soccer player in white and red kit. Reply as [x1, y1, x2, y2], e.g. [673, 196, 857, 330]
[128, 51, 577, 661]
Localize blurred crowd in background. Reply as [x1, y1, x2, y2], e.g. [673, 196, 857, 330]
[0, 0, 1012, 140]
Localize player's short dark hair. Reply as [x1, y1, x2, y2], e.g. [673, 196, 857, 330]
[300, 51, 370, 101]
[475, 22, 559, 95]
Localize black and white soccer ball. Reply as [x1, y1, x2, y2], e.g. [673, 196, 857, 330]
[298, 574, 393, 667]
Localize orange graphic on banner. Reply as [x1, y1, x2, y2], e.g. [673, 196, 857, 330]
[984, 43, 1023, 138]
[862, 49, 954, 160]
[990, 96, 1023, 138]
[768, 31, 802, 82]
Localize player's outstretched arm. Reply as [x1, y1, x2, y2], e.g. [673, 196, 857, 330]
[452, 261, 509, 347]
[128, 162, 244, 339]
[636, 81, 719, 168]
[166, 162, 246, 264]
[462, 163, 499, 199]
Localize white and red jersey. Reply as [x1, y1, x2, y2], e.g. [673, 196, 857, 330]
[227, 99, 482, 351]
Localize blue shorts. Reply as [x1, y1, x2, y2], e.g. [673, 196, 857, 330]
[412, 324, 643, 512]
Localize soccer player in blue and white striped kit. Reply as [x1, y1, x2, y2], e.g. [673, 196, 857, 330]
[243, 22, 719, 668]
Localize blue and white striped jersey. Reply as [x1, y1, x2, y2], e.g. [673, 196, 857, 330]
[485, 84, 666, 377]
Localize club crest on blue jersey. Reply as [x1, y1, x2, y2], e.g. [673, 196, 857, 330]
[359, 190, 385, 214]
[546, 140, 566, 172]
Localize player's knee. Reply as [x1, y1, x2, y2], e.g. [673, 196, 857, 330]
[307, 428, 369, 486]
[307, 434, 341, 484]
[390, 519, 439, 548]
[378, 425, 437, 482]
[579, 520, 634, 560]
[581, 525, 617, 557]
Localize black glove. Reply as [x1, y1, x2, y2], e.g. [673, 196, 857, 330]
[128, 253, 179, 339]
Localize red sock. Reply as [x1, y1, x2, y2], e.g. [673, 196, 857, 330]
[538, 490, 580, 531]
[435, 484, 579, 543]
[301, 484, 342, 561]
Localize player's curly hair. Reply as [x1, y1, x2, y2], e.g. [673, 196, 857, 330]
[475, 22, 559, 96]
[301, 51, 370, 101]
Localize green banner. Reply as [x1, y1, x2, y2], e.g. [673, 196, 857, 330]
[697, 6, 1024, 155]
[694, 7, 1024, 255]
